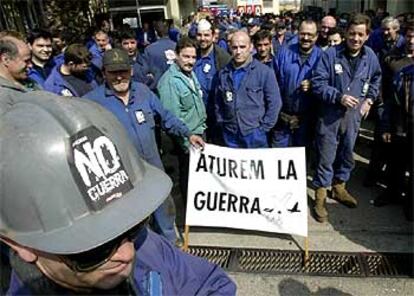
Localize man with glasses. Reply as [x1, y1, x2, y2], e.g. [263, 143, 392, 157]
[271, 20, 322, 149]
[0, 92, 236, 295]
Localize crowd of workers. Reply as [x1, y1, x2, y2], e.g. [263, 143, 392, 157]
[0, 7, 413, 295]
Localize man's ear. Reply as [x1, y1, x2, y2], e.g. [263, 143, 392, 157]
[0, 53, 11, 66]
[1, 237, 37, 263]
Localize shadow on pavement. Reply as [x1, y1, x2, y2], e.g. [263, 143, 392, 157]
[278, 278, 352, 296]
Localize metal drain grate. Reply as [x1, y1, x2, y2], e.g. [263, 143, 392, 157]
[363, 253, 414, 277]
[189, 246, 232, 268]
[186, 247, 413, 278]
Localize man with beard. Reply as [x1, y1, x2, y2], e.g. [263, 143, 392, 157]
[27, 29, 54, 87]
[85, 48, 204, 243]
[194, 19, 231, 142]
[44, 44, 97, 97]
[271, 20, 322, 148]
[158, 37, 207, 204]
[253, 30, 274, 68]
[214, 31, 282, 148]
[373, 21, 414, 220]
[311, 14, 381, 223]
[317, 15, 337, 51]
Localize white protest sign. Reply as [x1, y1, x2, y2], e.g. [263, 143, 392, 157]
[186, 144, 307, 237]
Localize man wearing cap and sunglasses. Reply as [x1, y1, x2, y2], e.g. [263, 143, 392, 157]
[84, 48, 205, 245]
[0, 92, 236, 295]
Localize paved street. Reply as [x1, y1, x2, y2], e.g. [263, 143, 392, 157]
[161, 119, 413, 295]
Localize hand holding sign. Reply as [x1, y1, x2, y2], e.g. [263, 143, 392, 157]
[189, 134, 205, 149]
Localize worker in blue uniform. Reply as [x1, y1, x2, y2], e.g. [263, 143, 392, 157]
[214, 31, 282, 148]
[44, 44, 98, 97]
[27, 29, 54, 87]
[88, 30, 111, 71]
[364, 16, 406, 186]
[1, 92, 236, 295]
[136, 20, 176, 91]
[84, 49, 204, 243]
[374, 22, 413, 221]
[252, 29, 275, 69]
[194, 19, 231, 143]
[311, 14, 382, 223]
[272, 20, 322, 148]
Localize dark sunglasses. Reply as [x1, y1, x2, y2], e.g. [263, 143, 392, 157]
[60, 221, 147, 272]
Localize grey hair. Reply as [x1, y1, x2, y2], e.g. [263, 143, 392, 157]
[0, 37, 19, 59]
[381, 16, 400, 31]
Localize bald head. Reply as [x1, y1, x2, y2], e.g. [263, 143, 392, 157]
[229, 31, 252, 67]
[0, 36, 31, 84]
[321, 16, 337, 38]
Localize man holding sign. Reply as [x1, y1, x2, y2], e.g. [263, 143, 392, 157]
[158, 37, 207, 204]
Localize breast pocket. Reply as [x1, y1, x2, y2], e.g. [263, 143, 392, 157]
[246, 87, 264, 107]
[179, 91, 194, 111]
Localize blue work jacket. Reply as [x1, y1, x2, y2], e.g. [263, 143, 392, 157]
[274, 43, 322, 114]
[84, 82, 191, 169]
[272, 32, 297, 55]
[194, 50, 217, 106]
[253, 53, 275, 70]
[89, 42, 104, 70]
[44, 65, 97, 97]
[367, 29, 406, 55]
[215, 58, 282, 136]
[136, 38, 176, 90]
[27, 60, 55, 87]
[7, 229, 237, 296]
[311, 44, 381, 113]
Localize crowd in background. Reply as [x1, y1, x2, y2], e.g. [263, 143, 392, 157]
[1, 7, 413, 232]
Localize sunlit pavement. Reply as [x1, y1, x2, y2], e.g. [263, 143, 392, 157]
[161, 119, 413, 295]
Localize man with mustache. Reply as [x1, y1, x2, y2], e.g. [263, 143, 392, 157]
[272, 20, 322, 149]
[84, 48, 204, 244]
[311, 14, 382, 223]
[158, 37, 207, 205]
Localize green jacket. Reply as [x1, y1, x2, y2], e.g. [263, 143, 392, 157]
[158, 63, 207, 148]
